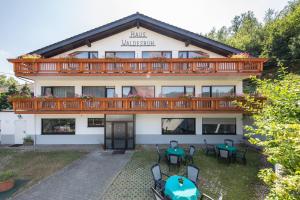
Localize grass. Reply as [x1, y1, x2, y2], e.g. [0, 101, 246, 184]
[102, 146, 265, 200]
[0, 149, 87, 193]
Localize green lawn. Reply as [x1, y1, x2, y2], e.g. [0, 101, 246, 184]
[103, 146, 265, 200]
[0, 149, 87, 193]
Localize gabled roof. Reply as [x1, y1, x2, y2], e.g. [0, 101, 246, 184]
[31, 12, 243, 57]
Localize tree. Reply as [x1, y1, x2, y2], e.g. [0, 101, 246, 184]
[0, 75, 21, 110]
[20, 84, 31, 97]
[242, 69, 300, 199]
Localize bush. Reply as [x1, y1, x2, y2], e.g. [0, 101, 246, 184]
[23, 135, 33, 143]
[0, 171, 15, 182]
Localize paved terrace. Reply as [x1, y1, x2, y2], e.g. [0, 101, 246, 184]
[12, 149, 132, 200]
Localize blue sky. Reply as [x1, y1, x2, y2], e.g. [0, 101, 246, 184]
[0, 0, 289, 81]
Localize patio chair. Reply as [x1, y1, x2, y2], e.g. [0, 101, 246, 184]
[156, 144, 165, 163]
[185, 145, 196, 164]
[151, 164, 169, 191]
[186, 164, 200, 187]
[201, 193, 215, 200]
[168, 154, 180, 172]
[224, 139, 234, 147]
[151, 187, 166, 200]
[204, 139, 216, 156]
[235, 147, 248, 164]
[218, 149, 230, 164]
[169, 140, 178, 148]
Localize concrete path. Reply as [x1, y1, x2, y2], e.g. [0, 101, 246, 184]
[12, 150, 132, 200]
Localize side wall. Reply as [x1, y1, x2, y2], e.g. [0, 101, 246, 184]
[0, 111, 34, 144]
[34, 114, 105, 145]
[136, 113, 243, 144]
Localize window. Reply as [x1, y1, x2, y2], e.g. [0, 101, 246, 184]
[162, 118, 195, 135]
[70, 51, 98, 59]
[202, 86, 235, 97]
[88, 118, 105, 127]
[106, 87, 116, 97]
[161, 86, 195, 97]
[42, 119, 75, 135]
[202, 118, 236, 135]
[41, 86, 75, 97]
[122, 86, 155, 97]
[82, 86, 106, 97]
[178, 51, 209, 58]
[142, 51, 172, 58]
[105, 51, 135, 58]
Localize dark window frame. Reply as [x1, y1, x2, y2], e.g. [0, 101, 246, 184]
[87, 118, 105, 127]
[82, 86, 116, 98]
[178, 51, 209, 58]
[202, 118, 237, 135]
[161, 118, 196, 135]
[105, 51, 135, 58]
[161, 86, 195, 97]
[201, 85, 236, 97]
[41, 86, 75, 97]
[142, 51, 172, 58]
[41, 118, 75, 135]
[122, 86, 156, 97]
[69, 51, 98, 59]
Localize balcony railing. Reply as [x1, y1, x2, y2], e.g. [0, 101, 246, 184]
[11, 97, 245, 114]
[8, 58, 267, 77]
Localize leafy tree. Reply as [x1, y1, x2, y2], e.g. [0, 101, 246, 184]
[205, 0, 300, 73]
[20, 84, 31, 97]
[241, 69, 300, 199]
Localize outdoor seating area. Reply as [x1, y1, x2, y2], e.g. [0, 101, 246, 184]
[101, 142, 263, 200]
[150, 140, 250, 200]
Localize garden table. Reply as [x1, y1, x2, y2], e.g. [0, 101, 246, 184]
[164, 175, 201, 200]
[216, 144, 237, 154]
[165, 147, 185, 159]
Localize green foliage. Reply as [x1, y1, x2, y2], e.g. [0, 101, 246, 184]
[205, 0, 300, 72]
[0, 75, 17, 88]
[0, 170, 15, 182]
[20, 84, 31, 97]
[241, 69, 300, 199]
[0, 75, 32, 110]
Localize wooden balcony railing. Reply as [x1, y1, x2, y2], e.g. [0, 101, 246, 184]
[8, 58, 267, 77]
[11, 97, 244, 114]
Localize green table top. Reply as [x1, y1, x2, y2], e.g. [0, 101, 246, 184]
[165, 147, 185, 158]
[164, 175, 201, 200]
[217, 144, 237, 153]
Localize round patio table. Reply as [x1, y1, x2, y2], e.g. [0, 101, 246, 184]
[165, 147, 185, 158]
[164, 175, 201, 200]
[216, 144, 237, 154]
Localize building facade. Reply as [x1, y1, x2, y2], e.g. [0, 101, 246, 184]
[7, 13, 266, 148]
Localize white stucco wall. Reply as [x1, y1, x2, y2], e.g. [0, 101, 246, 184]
[0, 111, 35, 144]
[135, 113, 243, 144]
[54, 27, 225, 59]
[33, 76, 243, 97]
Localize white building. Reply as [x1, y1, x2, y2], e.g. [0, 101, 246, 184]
[4, 13, 266, 148]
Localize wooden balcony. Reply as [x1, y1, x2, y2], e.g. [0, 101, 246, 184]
[8, 58, 266, 77]
[11, 97, 245, 114]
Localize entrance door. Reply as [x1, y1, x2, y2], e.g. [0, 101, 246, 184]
[112, 122, 127, 149]
[105, 115, 135, 150]
[14, 120, 26, 144]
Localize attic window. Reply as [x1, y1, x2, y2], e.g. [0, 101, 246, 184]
[178, 51, 209, 58]
[69, 51, 98, 59]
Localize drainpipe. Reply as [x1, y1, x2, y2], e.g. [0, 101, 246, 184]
[34, 114, 36, 151]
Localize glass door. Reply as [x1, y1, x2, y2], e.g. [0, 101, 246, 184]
[112, 122, 127, 149]
[105, 115, 135, 150]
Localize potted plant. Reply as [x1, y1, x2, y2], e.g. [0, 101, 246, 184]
[0, 171, 15, 193]
[23, 135, 34, 146]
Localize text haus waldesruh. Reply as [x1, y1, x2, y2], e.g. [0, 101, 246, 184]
[121, 31, 155, 47]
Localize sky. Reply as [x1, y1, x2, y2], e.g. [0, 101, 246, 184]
[0, 0, 290, 82]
